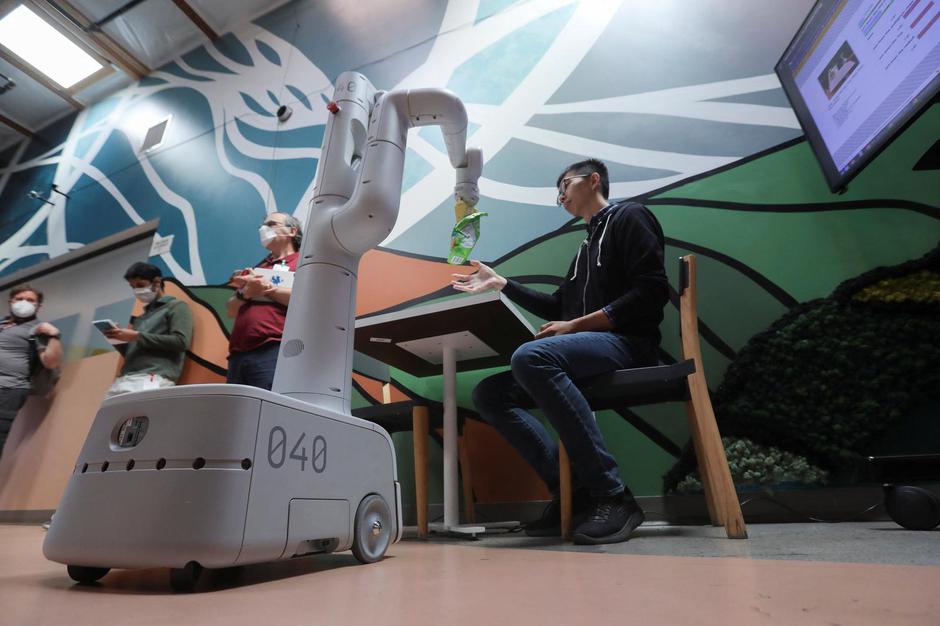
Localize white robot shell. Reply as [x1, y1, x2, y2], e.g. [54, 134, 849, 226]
[273, 72, 482, 411]
[43, 384, 403, 589]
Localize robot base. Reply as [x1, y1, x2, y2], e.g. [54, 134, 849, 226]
[43, 384, 402, 590]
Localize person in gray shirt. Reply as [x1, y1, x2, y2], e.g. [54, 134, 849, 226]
[0, 285, 62, 459]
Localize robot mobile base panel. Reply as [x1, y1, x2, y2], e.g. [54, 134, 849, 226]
[43, 384, 402, 590]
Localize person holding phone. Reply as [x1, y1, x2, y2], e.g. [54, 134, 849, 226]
[104, 262, 193, 397]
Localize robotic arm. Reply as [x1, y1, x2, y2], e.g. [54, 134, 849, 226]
[399, 89, 482, 208]
[328, 83, 481, 255]
[272, 72, 482, 412]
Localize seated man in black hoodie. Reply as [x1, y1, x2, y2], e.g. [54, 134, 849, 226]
[452, 158, 668, 545]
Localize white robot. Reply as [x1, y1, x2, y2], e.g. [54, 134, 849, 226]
[43, 71, 483, 591]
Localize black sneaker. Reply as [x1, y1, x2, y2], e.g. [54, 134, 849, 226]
[572, 494, 645, 545]
[525, 488, 591, 537]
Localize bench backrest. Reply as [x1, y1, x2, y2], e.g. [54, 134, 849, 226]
[678, 254, 704, 368]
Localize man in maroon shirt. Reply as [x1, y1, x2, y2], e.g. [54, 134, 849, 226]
[226, 212, 302, 389]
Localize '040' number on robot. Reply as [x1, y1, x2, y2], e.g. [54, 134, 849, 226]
[267, 426, 326, 473]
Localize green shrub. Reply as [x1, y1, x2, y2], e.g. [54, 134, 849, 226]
[854, 270, 940, 304]
[712, 244, 940, 471]
[676, 436, 828, 493]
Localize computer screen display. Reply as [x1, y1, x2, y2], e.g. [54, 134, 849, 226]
[775, 0, 940, 191]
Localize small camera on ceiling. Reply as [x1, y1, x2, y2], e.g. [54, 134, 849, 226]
[276, 105, 292, 122]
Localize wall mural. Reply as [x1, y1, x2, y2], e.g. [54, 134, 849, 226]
[0, 0, 937, 500]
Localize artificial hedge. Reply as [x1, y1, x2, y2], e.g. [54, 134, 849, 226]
[668, 243, 940, 491]
[675, 437, 828, 493]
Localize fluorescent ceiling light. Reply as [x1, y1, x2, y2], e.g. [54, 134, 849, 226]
[0, 5, 103, 88]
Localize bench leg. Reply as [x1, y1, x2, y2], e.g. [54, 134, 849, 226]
[559, 443, 573, 541]
[685, 399, 723, 527]
[412, 405, 430, 539]
[687, 373, 747, 539]
[458, 435, 476, 523]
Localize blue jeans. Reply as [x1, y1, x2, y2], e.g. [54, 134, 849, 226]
[227, 341, 280, 390]
[472, 332, 658, 498]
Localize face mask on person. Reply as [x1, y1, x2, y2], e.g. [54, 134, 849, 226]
[133, 285, 157, 304]
[259, 225, 279, 247]
[10, 300, 37, 319]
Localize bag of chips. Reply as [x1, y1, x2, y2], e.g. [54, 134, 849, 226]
[447, 198, 487, 265]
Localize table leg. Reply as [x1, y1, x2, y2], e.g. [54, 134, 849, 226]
[437, 342, 484, 537]
[442, 343, 458, 529]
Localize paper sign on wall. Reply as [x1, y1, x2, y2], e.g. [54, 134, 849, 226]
[149, 234, 174, 257]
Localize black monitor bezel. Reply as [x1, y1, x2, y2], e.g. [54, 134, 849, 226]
[774, 0, 940, 193]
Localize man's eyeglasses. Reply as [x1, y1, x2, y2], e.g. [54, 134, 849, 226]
[556, 175, 587, 205]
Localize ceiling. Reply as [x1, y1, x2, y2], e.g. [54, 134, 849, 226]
[0, 0, 293, 152]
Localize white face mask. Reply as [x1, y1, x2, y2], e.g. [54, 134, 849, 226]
[10, 300, 37, 319]
[133, 286, 157, 304]
[259, 225, 279, 247]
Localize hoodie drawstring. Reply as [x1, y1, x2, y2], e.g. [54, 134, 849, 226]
[596, 211, 613, 267]
[570, 239, 586, 281]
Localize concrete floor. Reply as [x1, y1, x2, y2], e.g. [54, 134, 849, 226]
[459, 521, 940, 566]
[2, 522, 938, 626]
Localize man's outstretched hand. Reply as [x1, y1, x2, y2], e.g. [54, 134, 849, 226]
[451, 260, 507, 294]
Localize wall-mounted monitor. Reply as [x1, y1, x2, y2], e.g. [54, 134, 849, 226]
[775, 0, 940, 192]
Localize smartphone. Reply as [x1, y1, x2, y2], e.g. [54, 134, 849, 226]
[93, 319, 118, 333]
[93, 319, 126, 345]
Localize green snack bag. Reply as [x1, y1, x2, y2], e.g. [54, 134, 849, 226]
[447, 211, 487, 265]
